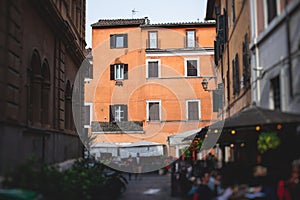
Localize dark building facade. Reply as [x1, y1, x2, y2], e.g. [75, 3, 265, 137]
[0, 0, 86, 173]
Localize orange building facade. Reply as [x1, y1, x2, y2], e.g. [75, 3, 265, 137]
[85, 18, 216, 157]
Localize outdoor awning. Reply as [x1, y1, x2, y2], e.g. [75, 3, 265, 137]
[120, 140, 165, 158]
[91, 142, 119, 148]
[210, 106, 300, 130]
[126, 140, 163, 147]
[168, 128, 202, 146]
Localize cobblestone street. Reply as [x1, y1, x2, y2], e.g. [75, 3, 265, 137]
[119, 172, 183, 200]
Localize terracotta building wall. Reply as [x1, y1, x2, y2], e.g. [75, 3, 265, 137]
[88, 24, 217, 145]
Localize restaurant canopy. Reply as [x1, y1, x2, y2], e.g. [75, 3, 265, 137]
[211, 106, 300, 129]
[207, 105, 300, 144]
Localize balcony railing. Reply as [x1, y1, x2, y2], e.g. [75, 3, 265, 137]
[91, 121, 143, 133]
[184, 37, 199, 48]
[146, 39, 161, 49]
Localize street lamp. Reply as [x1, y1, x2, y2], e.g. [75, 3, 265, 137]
[201, 79, 209, 91]
[201, 77, 217, 91]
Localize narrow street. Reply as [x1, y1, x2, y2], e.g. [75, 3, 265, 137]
[119, 172, 183, 200]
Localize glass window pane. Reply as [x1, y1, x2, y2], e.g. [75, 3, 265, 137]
[187, 31, 195, 47]
[149, 32, 157, 49]
[115, 64, 124, 80]
[116, 36, 124, 48]
[187, 60, 197, 76]
[148, 61, 158, 78]
[188, 101, 199, 120]
[149, 102, 159, 121]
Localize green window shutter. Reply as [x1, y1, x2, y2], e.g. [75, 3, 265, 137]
[110, 64, 115, 80]
[124, 64, 128, 79]
[110, 35, 116, 48]
[123, 34, 128, 48]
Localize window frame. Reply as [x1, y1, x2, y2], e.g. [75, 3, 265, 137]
[184, 58, 200, 77]
[269, 76, 281, 110]
[186, 99, 201, 121]
[110, 34, 128, 49]
[115, 64, 124, 80]
[110, 104, 128, 122]
[148, 31, 158, 49]
[146, 59, 161, 78]
[263, 0, 279, 26]
[186, 30, 196, 48]
[146, 100, 161, 122]
[84, 102, 93, 128]
[110, 63, 128, 80]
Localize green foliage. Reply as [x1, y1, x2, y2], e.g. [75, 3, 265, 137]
[3, 158, 126, 200]
[182, 146, 191, 157]
[257, 132, 281, 154]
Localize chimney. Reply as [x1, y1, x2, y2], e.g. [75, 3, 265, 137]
[144, 17, 150, 25]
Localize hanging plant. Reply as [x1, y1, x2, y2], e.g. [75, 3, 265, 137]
[257, 132, 281, 154]
[181, 146, 191, 157]
[190, 139, 203, 152]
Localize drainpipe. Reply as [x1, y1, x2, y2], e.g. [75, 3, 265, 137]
[226, 0, 231, 118]
[284, 0, 293, 100]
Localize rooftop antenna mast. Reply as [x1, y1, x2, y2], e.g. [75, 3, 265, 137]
[132, 8, 138, 18]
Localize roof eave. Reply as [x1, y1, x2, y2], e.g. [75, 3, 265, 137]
[205, 0, 217, 20]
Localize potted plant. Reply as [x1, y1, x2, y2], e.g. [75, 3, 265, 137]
[257, 132, 281, 154]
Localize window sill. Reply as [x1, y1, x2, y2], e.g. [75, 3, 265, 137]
[146, 77, 160, 79]
[110, 47, 128, 49]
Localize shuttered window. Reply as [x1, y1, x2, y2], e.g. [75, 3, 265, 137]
[232, 53, 240, 96]
[187, 100, 200, 120]
[242, 33, 250, 86]
[110, 34, 128, 48]
[147, 101, 160, 121]
[186, 59, 198, 77]
[110, 105, 128, 122]
[213, 84, 223, 112]
[232, 0, 236, 23]
[110, 64, 128, 80]
[148, 61, 159, 78]
[83, 105, 91, 126]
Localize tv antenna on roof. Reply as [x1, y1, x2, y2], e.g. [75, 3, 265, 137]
[132, 8, 138, 18]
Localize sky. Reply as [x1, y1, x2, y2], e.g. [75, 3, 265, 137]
[85, 0, 208, 48]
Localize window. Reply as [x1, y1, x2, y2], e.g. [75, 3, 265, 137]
[146, 59, 160, 78]
[266, 0, 278, 23]
[242, 34, 250, 87]
[186, 30, 196, 48]
[28, 50, 42, 124]
[110, 34, 128, 48]
[232, 54, 240, 96]
[270, 76, 281, 110]
[41, 60, 50, 125]
[146, 100, 161, 121]
[232, 0, 236, 23]
[213, 84, 224, 112]
[185, 58, 199, 77]
[148, 31, 158, 49]
[65, 81, 72, 130]
[186, 100, 200, 120]
[84, 103, 92, 127]
[110, 105, 128, 122]
[110, 64, 128, 80]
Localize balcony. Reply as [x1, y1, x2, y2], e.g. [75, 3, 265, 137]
[146, 39, 161, 50]
[91, 121, 143, 133]
[184, 37, 199, 48]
